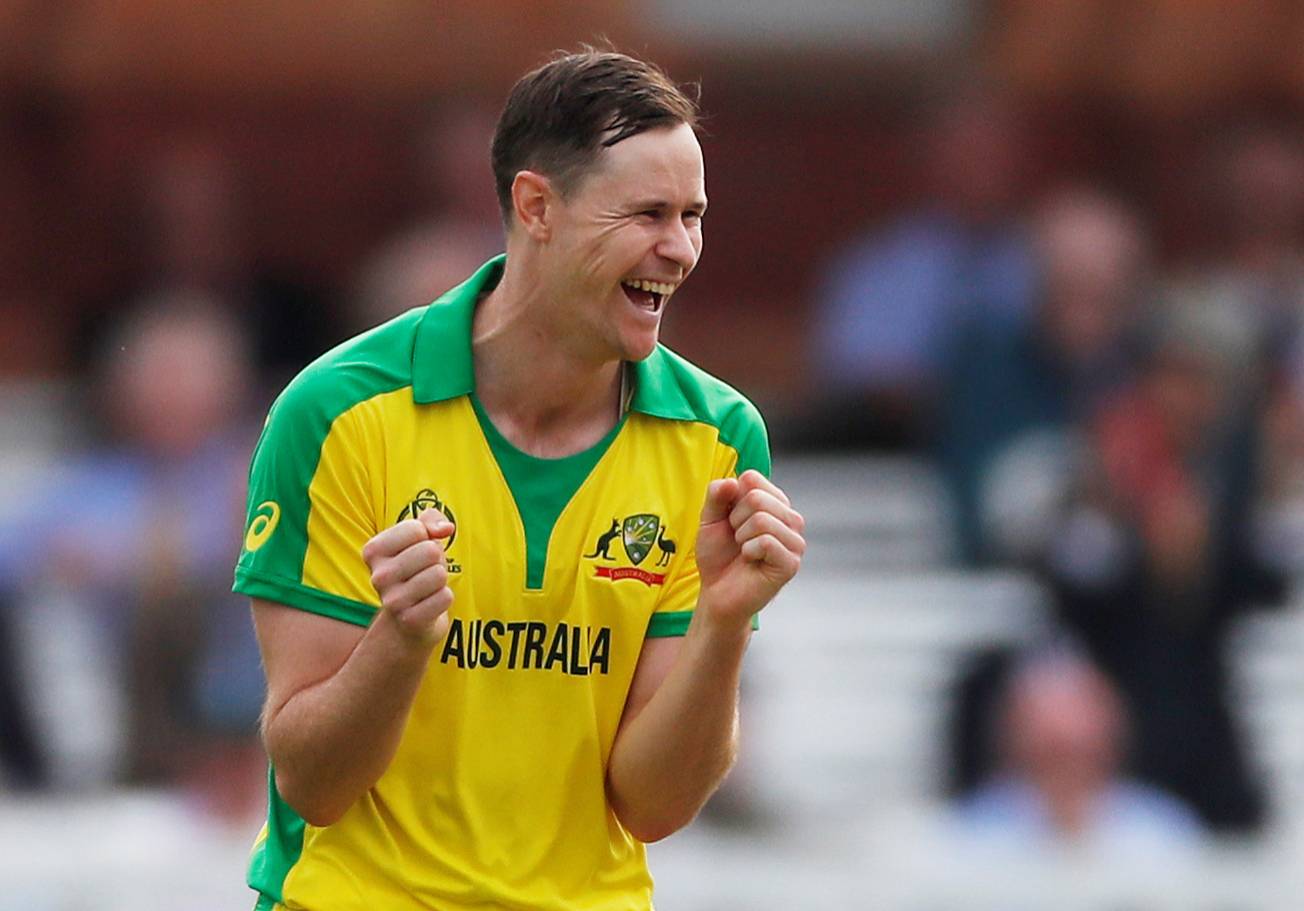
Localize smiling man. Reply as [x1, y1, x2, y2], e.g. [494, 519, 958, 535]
[234, 50, 805, 911]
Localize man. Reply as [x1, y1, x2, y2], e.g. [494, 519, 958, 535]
[233, 49, 805, 910]
[954, 649, 1202, 850]
[808, 83, 1035, 448]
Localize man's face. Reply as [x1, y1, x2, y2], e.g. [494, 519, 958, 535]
[542, 122, 706, 363]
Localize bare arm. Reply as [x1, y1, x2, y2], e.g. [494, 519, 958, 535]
[254, 510, 455, 826]
[605, 471, 804, 842]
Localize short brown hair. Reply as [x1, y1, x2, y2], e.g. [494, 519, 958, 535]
[491, 49, 699, 223]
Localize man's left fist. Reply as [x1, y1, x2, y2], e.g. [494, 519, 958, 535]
[695, 469, 805, 626]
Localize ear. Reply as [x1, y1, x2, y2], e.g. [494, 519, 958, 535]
[510, 170, 554, 242]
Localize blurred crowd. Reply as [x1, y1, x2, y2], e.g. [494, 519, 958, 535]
[0, 105, 502, 823]
[2, 48, 1304, 875]
[804, 85, 1304, 842]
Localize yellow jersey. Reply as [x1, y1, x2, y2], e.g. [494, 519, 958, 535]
[233, 256, 769, 910]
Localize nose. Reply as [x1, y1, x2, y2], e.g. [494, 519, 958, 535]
[657, 217, 700, 274]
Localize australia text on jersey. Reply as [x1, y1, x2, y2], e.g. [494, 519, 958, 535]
[440, 618, 611, 676]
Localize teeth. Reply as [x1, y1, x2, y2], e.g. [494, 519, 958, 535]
[624, 279, 676, 297]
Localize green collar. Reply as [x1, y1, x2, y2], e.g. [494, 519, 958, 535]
[411, 255, 498, 404]
[411, 255, 697, 421]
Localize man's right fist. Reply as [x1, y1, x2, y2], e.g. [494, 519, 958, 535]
[362, 508, 456, 646]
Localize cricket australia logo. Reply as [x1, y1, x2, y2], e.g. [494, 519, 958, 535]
[397, 488, 461, 574]
[584, 513, 677, 586]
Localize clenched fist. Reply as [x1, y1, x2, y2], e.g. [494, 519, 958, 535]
[361, 508, 456, 647]
[695, 469, 805, 628]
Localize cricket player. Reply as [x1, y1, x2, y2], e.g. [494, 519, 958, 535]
[235, 48, 806, 910]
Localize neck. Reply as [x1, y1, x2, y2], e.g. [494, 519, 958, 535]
[472, 258, 624, 458]
[1043, 784, 1094, 838]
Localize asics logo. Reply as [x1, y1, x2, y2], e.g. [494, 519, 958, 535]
[244, 501, 281, 552]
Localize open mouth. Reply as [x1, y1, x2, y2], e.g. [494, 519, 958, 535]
[621, 279, 675, 313]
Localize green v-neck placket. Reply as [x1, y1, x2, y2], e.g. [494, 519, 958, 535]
[470, 394, 625, 590]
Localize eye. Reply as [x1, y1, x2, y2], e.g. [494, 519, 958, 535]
[684, 211, 704, 225]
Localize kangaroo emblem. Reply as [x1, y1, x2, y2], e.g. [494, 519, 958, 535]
[655, 526, 676, 566]
[584, 519, 621, 560]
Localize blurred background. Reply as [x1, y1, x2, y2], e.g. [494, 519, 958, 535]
[5, 1, 1304, 908]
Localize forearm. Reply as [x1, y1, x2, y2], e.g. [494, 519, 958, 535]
[606, 606, 751, 842]
[264, 609, 435, 825]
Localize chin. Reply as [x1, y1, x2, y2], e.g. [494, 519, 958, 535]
[620, 332, 660, 363]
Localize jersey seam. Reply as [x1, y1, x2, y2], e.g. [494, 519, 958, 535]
[234, 567, 376, 627]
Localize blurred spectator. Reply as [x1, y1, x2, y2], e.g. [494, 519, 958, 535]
[0, 295, 265, 820]
[1178, 122, 1304, 543]
[1041, 297, 1288, 833]
[937, 187, 1147, 563]
[805, 81, 1037, 448]
[79, 137, 336, 391]
[1183, 120, 1304, 382]
[349, 103, 502, 331]
[954, 647, 1202, 852]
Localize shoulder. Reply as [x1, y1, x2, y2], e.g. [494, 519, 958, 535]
[634, 345, 770, 476]
[821, 214, 962, 300]
[955, 778, 1030, 819]
[1108, 783, 1204, 836]
[251, 308, 427, 487]
[266, 307, 425, 435]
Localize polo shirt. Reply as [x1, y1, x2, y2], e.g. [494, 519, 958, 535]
[233, 256, 769, 910]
